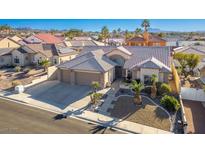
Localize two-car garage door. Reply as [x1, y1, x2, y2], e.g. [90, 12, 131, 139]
[60, 69, 101, 86]
[75, 72, 100, 85]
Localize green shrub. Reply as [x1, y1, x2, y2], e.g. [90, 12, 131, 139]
[160, 95, 180, 112]
[14, 66, 21, 72]
[160, 83, 172, 95]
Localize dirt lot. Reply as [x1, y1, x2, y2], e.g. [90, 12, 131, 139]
[109, 96, 171, 131]
[183, 100, 205, 134]
[0, 67, 45, 90]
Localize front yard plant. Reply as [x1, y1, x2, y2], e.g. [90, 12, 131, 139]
[160, 83, 171, 95]
[160, 95, 180, 112]
[90, 81, 102, 105]
[130, 80, 144, 105]
[14, 66, 21, 72]
[151, 74, 157, 98]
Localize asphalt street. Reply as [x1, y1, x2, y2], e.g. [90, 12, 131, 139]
[0, 100, 123, 134]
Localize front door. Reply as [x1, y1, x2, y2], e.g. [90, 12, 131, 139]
[115, 66, 122, 78]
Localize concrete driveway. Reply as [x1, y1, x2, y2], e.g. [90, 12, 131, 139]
[25, 81, 91, 109]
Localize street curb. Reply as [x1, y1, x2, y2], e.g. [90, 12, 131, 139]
[0, 95, 131, 134]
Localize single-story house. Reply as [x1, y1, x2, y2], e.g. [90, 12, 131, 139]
[22, 33, 65, 45]
[56, 46, 172, 88]
[0, 44, 79, 67]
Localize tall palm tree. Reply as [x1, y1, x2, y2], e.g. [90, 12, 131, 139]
[130, 80, 144, 104]
[151, 74, 157, 98]
[101, 26, 110, 45]
[141, 19, 150, 32]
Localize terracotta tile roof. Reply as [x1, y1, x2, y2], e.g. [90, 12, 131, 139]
[34, 33, 62, 44]
[127, 34, 166, 42]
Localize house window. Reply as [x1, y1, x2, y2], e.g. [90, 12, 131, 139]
[144, 75, 152, 85]
[54, 59, 57, 64]
[14, 56, 20, 64]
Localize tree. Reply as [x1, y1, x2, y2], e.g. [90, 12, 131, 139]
[91, 81, 100, 93]
[158, 32, 166, 38]
[151, 74, 157, 98]
[39, 60, 50, 72]
[186, 54, 200, 75]
[141, 19, 150, 32]
[130, 80, 144, 104]
[64, 29, 83, 40]
[0, 24, 12, 33]
[135, 28, 142, 36]
[160, 83, 172, 95]
[174, 53, 200, 76]
[90, 81, 102, 105]
[100, 26, 110, 45]
[160, 95, 180, 112]
[125, 30, 133, 40]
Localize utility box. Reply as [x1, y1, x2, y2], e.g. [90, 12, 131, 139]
[15, 85, 24, 93]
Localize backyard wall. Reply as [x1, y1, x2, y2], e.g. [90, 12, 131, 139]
[47, 66, 59, 80]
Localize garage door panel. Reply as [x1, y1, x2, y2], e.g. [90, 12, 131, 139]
[76, 72, 100, 85]
[61, 70, 70, 83]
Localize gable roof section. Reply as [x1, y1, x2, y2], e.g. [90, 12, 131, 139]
[106, 46, 132, 56]
[58, 49, 116, 73]
[34, 33, 62, 44]
[132, 57, 171, 72]
[123, 46, 171, 69]
[175, 46, 205, 55]
[0, 48, 14, 56]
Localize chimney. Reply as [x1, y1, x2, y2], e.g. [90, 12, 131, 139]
[143, 31, 149, 46]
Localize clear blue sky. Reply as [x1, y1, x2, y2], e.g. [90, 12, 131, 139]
[0, 19, 205, 32]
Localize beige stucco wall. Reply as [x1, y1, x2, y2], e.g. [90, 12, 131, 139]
[33, 53, 48, 64]
[47, 66, 59, 80]
[200, 67, 205, 77]
[12, 50, 25, 66]
[0, 38, 20, 48]
[140, 68, 159, 83]
[59, 54, 77, 63]
[0, 55, 12, 66]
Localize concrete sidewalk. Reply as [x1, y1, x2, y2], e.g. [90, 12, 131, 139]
[0, 90, 171, 134]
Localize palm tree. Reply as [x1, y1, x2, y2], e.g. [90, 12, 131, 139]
[135, 28, 142, 36]
[91, 81, 100, 93]
[141, 19, 150, 32]
[130, 80, 144, 104]
[100, 26, 110, 45]
[90, 81, 102, 105]
[39, 60, 50, 72]
[151, 74, 157, 98]
[0, 24, 12, 34]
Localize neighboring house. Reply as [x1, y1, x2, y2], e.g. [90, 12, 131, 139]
[0, 37, 21, 48]
[26, 44, 78, 65]
[174, 45, 205, 61]
[64, 40, 98, 47]
[56, 46, 172, 88]
[0, 48, 14, 67]
[23, 33, 63, 44]
[106, 37, 125, 46]
[126, 32, 166, 46]
[72, 37, 92, 41]
[0, 43, 79, 67]
[11, 46, 36, 66]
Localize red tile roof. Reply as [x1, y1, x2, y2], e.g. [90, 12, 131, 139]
[34, 33, 62, 44]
